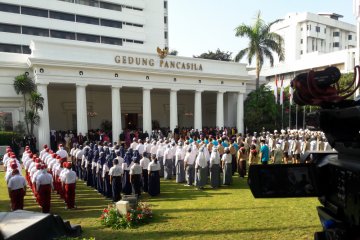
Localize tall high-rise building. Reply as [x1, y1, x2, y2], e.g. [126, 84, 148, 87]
[0, 0, 169, 54]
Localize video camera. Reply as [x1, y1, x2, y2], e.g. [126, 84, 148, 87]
[248, 66, 360, 240]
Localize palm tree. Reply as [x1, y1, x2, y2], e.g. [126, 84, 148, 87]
[28, 92, 44, 136]
[13, 73, 36, 135]
[235, 11, 285, 89]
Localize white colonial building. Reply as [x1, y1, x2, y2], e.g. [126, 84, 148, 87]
[0, 0, 253, 148]
[259, 12, 357, 87]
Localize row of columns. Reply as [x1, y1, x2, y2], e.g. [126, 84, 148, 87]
[36, 84, 244, 148]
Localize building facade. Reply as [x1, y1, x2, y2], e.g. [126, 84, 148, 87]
[259, 12, 357, 87]
[0, 0, 253, 147]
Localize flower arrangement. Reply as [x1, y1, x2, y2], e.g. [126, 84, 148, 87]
[100, 202, 153, 229]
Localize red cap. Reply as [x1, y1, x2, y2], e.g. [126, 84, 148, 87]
[41, 164, 47, 170]
[45, 148, 49, 152]
[36, 163, 41, 169]
[11, 162, 18, 170]
[52, 153, 57, 158]
[6, 149, 11, 153]
[43, 144, 48, 148]
[66, 162, 72, 169]
[56, 155, 61, 159]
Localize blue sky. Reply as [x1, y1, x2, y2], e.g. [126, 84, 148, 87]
[168, 0, 355, 59]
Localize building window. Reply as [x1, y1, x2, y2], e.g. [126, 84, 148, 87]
[164, 31, 168, 39]
[300, 39, 303, 44]
[22, 26, 49, 37]
[324, 28, 326, 34]
[333, 32, 340, 37]
[75, 0, 99, 7]
[21, 6, 48, 18]
[164, 1, 168, 9]
[315, 26, 320, 32]
[101, 19, 122, 28]
[0, 23, 21, 34]
[77, 33, 100, 43]
[0, 112, 13, 131]
[333, 42, 340, 47]
[76, 15, 99, 25]
[164, 16, 167, 24]
[0, 3, 20, 13]
[101, 36, 122, 46]
[50, 29, 75, 40]
[0, 43, 22, 53]
[50, 11, 75, 21]
[348, 35, 353, 40]
[22, 45, 31, 54]
[100, 2, 122, 11]
[307, 24, 311, 30]
[300, 50, 303, 55]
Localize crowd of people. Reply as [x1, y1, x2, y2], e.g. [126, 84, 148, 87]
[4, 126, 335, 212]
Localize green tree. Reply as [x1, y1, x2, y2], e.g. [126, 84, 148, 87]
[193, 49, 232, 61]
[13, 73, 36, 135]
[13, 73, 44, 136]
[169, 50, 178, 56]
[235, 11, 285, 89]
[244, 85, 278, 132]
[28, 91, 44, 136]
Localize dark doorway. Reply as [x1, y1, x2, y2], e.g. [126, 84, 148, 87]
[125, 113, 138, 130]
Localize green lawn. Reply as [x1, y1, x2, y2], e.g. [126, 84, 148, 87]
[0, 170, 321, 240]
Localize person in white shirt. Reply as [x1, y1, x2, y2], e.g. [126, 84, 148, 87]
[221, 148, 232, 185]
[136, 139, 145, 156]
[184, 147, 196, 186]
[36, 165, 53, 213]
[196, 147, 209, 189]
[130, 158, 143, 197]
[175, 142, 186, 183]
[75, 145, 84, 179]
[62, 162, 77, 209]
[148, 154, 160, 196]
[139, 153, 150, 192]
[56, 144, 68, 159]
[109, 159, 123, 202]
[210, 146, 221, 187]
[163, 144, 174, 180]
[39, 144, 48, 160]
[156, 140, 165, 177]
[130, 138, 138, 151]
[7, 169, 27, 211]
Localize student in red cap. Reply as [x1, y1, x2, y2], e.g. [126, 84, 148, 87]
[36, 164, 53, 213]
[61, 162, 77, 209]
[7, 169, 27, 211]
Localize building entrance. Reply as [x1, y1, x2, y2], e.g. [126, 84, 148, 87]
[125, 113, 138, 130]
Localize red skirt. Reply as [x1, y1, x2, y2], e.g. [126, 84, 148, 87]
[64, 183, 76, 209]
[38, 184, 51, 213]
[10, 188, 25, 211]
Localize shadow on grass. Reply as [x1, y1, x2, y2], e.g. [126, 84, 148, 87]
[83, 224, 319, 240]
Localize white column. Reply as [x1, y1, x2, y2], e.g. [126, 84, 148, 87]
[356, 21, 360, 97]
[237, 92, 244, 134]
[76, 84, 88, 136]
[169, 89, 178, 131]
[216, 91, 225, 129]
[194, 90, 202, 130]
[112, 86, 122, 143]
[143, 87, 152, 134]
[37, 83, 50, 149]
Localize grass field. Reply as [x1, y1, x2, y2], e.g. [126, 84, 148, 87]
[0, 169, 322, 240]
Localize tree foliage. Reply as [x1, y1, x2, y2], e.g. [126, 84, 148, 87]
[193, 49, 232, 61]
[244, 85, 278, 132]
[235, 11, 285, 89]
[13, 73, 44, 136]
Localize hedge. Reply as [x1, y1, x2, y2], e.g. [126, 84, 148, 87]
[0, 131, 21, 146]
